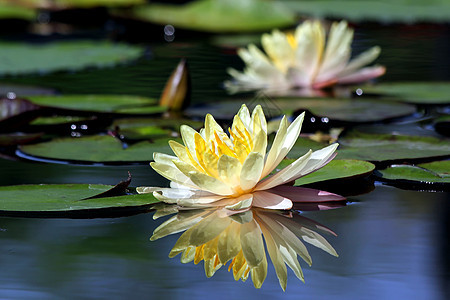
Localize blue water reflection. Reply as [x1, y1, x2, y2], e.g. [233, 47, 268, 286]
[0, 186, 447, 299]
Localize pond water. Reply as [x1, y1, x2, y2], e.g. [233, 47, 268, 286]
[0, 21, 449, 299]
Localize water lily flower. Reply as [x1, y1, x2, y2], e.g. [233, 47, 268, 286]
[150, 205, 339, 290]
[137, 104, 341, 210]
[225, 20, 385, 93]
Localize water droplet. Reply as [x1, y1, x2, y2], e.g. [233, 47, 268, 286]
[7, 92, 16, 99]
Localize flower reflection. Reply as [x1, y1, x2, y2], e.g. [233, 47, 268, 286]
[151, 201, 343, 291]
[225, 20, 385, 94]
[137, 104, 341, 211]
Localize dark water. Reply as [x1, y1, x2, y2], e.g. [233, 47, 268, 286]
[0, 22, 449, 299]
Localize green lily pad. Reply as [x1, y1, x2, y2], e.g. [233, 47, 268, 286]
[337, 131, 450, 163]
[0, 184, 159, 216]
[27, 94, 162, 114]
[375, 160, 450, 190]
[276, 159, 375, 185]
[4, 0, 145, 9]
[110, 117, 203, 140]
[282, 0, 450, 23]
[30, 116, 91, 126]
[18, 134, 179, 164]
[0, 3, 36, 20]
[185, 98, 416, 123]
[0, 40, 143, 75]
[273, 98, 416, 122]
[127, 0, 295, 33]
[358, 82, 450, 104]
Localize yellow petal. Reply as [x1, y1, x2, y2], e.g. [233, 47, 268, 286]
[240, 219, 265, 268]
[189, 212, 232, 247]
[217, 154, 242, 189]
[250, 248, 268, 289]
[217, 221, 241, 264]
[225, 194, 253, 210]
[259, 220, 287, 291]
[240, 152, 264, 192]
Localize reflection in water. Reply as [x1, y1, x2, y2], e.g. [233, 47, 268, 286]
[150, 203, 342, 291]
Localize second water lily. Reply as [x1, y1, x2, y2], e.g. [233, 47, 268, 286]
[137, 104, 342, 210]
[225, 20, 385, 93]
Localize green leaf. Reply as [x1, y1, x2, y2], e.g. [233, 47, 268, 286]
[0, 184, 159, 215]
[127, 0, 295, 33]
[282, 0, 450, 23]
[276, 159, 375, 185]
[0, 40, 143, 75]
[6, 0, 146, 9]
[272, 98, 416, 122]
[110, 117, 202, 140]
[376, 160, 450, 190]
[0, 3, 36, 20]
[417, 160, 450, 178]
[337, 131, 450, 163]
[28, 94, 161, 114]
[18, 135, 179, 163]
[357, 82, 450, 104]
[185, 98, 416, 123]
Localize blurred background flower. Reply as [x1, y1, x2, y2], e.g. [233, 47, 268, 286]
[225, 20, 385, 94]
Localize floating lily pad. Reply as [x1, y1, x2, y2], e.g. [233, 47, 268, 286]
[27, 94, 163, 114]
[110, 118, 203, 140]
[30, 116, 91, 125]
[127, 0, 295, 33]
[4, 0, 145, 9]
[375, 160, 450, 191]
[276, 159, 375, 185]
[0, 40, 143, 75]
[273, 98, 416, 123]
[185, 98, 416, 123]
[282, 0, 450, 23]
[337, 131, 450, 164]
[17, 134, 179, 164]
[0, 3, 36, 20]
[358, 82, 450, 104]
[0, 183, 159, 217]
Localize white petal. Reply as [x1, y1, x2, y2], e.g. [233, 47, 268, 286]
[256, 149, 312, 191]
[240, 152, 264, 191]
[339, 46, 381, 77]
[261, 112, 305, 178]
[337, 65, 386, 84]
[252, 190, 293, 210]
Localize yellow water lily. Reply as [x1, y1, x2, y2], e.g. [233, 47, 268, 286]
[150, 205, 339, 290]
[225, 20, 386, 93]
[137, 104, 339, 210]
